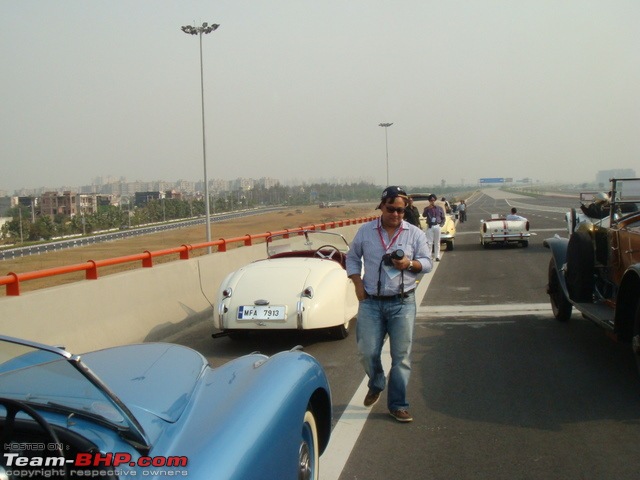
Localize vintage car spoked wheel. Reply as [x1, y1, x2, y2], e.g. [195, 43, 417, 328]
[314, 245, 341, 261]
[548, 258, 572, 321]
[0, 398, 67, 479]
[299, 409, 319, 480]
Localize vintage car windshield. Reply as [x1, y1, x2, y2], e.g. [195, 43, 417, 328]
[613, 178, 640, 219]
[266, 231, 349, 257]
[0, 336, 149, 448]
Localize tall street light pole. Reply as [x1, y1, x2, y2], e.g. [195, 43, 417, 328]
[379, 123, 393, 186]
[182, 22, 220, 254]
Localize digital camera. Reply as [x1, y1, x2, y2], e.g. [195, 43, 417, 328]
[382, 249, 405, 266]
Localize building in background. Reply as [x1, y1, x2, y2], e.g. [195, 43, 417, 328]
[596, 169, 636, 186]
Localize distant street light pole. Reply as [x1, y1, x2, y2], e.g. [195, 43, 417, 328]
[181, 22, 220, 254]
[379, 123, 393, 185]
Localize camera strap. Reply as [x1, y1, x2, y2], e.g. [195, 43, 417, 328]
[376, 259, 405, 297]
[376, 218, 405, 297]
[377, 217, 402, 252]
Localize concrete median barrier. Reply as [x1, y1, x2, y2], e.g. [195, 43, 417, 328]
[0, 225, 361, 353]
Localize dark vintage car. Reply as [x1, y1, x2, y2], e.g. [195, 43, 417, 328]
[544, 178, 640, 369]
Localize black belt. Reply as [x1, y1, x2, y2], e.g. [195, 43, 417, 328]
[367, 289, 415, 301]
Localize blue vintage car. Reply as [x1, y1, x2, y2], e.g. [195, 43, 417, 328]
[0, 335, 332, 479]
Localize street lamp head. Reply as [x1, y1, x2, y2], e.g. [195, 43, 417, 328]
[379, 122, 393, 128]
[181, 23, 220, 35]
[203, 24, 220, 34]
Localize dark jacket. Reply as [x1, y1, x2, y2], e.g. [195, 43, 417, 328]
[422, 205, 445, 227]
[404, 205, 421, 228]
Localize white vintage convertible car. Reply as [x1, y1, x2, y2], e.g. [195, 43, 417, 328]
[215, 231, 357, 340]
[480, 214, 531, 248]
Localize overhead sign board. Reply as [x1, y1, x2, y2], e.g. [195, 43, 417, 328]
[479, 178, 505, 184]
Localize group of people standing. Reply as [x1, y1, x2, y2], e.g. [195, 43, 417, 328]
[345, 186, 466, 423]
[402, 194, 464, 262]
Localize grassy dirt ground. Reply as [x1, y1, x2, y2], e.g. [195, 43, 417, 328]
[1, 204, 377, 295]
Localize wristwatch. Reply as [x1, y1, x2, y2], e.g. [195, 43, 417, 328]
[407, 260, 414, 272]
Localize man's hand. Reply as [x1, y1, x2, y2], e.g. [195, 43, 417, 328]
[349, 274, 367, 301]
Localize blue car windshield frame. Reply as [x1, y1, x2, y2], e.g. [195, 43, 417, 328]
[0, 335, 150, 452]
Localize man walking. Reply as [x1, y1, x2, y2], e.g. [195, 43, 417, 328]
[423, 194, 446, 261]
[346, 186, 432, 422]
[403, 196, 421, 228]
[457, 200, 466, 223]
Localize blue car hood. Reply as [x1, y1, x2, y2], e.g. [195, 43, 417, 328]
[81, 343, 207, 424]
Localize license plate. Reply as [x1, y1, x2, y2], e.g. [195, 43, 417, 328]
[237, 305, 286, 321]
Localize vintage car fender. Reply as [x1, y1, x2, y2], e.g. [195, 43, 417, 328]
[301, 266, 357, 329]
[543, 235, 570, 297]
[152, 349, 332, 479]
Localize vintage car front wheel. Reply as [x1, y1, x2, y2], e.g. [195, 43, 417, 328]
[565, 231, 594, 302]
[548, 258, 572, 321]
[299, 409, 319, 480]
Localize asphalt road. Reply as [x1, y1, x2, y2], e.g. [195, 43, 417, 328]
[169, 189, 640, 480]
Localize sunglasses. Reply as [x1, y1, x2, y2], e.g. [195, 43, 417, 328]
[385, 206, 406, 214]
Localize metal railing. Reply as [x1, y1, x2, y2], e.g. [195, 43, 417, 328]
[0, 216, 375, 296]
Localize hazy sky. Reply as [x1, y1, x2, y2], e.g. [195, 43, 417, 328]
[1, 1, 638, 193]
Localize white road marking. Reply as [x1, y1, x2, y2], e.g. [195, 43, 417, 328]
[321, 264, 556, 478]
[417, 303, 552, 318]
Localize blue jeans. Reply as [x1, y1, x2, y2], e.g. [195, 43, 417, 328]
[356, 293, 416, 411]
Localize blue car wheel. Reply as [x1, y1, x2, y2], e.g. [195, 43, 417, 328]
[299, 409, 318, 480]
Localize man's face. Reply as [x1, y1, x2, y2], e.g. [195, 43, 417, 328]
[381, 197, 407, 228]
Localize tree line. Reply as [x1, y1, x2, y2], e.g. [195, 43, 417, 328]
[1, 181, 472, 244]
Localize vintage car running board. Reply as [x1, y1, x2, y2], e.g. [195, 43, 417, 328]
[572, 302, 615, 330]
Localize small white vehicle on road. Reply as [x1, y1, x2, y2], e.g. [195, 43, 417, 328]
[480, 214, 531, 248]
[215, 230, 357, 340]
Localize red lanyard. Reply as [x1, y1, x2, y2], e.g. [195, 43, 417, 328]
[377, 217, 403, 252]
